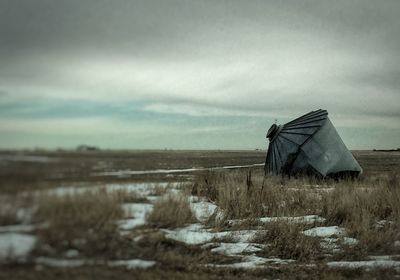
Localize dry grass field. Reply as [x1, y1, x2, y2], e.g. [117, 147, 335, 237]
[0, 149, 400, 279]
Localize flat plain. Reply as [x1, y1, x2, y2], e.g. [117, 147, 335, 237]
[0, 149, 399, 279]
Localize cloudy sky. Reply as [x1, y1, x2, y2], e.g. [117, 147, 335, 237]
[0, 0, 399, 150]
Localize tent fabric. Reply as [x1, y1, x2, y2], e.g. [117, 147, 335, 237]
[265, 109, 362, 177]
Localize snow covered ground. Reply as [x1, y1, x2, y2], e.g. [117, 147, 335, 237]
[35, 257, 156, 269]
[93, 163, 264, 177]
[119, 203, 154, 230]
[0, 233, 36, 260]
[27, 182, 182, 197]
[0, 155, 57, 163]
[1, 180, 399, 276]
[228, 214, 326, 226]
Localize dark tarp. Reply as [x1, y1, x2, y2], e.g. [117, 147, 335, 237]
[265, 109, 362, 177]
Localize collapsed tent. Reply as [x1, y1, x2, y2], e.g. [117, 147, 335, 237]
[264, 109, 362, 178]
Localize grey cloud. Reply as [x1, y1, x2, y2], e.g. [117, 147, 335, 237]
[0, 0, 399, 128]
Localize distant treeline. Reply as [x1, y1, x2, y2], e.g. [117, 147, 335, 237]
[373, 148, 400, 152]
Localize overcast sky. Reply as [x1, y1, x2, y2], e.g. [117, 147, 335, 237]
[0, 0, 399, 150]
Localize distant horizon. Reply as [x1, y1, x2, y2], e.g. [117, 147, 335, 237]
[1, 147, 399, 152]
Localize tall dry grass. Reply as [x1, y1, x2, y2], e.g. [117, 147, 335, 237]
[194, 170, 400, 256]
[192, 170, 322, 220]
[34, 189, 124, 256]
[253, 221, 322, 262]
[146, 195, 195, 228]
[322, 174, 400, 256]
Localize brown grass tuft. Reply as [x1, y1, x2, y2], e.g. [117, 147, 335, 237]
[253, 221, 322, 262]
[34, 189, 124, 256]
[0, 203, 20, 225]
[146, 195, 195, 228]
[114, 189, 149, 203]
[193, 170, 321, 220]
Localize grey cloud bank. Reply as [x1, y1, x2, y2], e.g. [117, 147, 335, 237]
[0, 0, 399, 149]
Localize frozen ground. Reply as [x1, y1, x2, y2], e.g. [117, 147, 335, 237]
[93, 163, 264, 177]
[35, 257, 156, 269]
[1, 180, 399, 275]
[0, 155, 57, 163]
[0, 233, 36, 260]
[27, 182, 183, 197]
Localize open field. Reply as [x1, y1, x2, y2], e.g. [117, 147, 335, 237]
[1, 150, 400, 279]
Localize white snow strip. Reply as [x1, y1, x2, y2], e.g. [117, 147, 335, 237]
[367, 255, 400, 261]
[320, 237, 340, 251]
[93, 163, 264, 177]
[65, 249, 80, 258]
[320, 237, 358, 252]
[0, 224, 36, 233]
[16, 208, 34, 224]
[190, 201, 218, 222]
[108, 259, 156, 269]
[0, 233, 36, 260]
[0, 155, 56, 163]
[303, 226, 345, 237]
[210, 255, 294, 269]
[163, 224, 266, 245]
[36, 257, 87, 267]
[232, 230, 267, 243]
[226, 255, 268, 268]
[163, 224, 227, 245]
[207, 242, 263, 256]
[28, 182, 180, 197]
[260, 215, 326, 224]
[35, 257, 156, 269]
[342, 237, 358, 245]
[228, 215, 326, 226]
[327, 260, 400, 270]
[0, 223, 48, 233]
[118, 203, 154, 230]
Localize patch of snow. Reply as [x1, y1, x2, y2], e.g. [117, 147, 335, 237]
[261, 215, 326, 224]
[108, 259, 156, 269]
[36, 257, 87, 267]
[207, 242, 263, 256]
[0, 224, 35, 233]
[263, 257, 295, 264]
[0, 223, 48, 233]
[368, 255, 400, 261]
[303, 226, 345, 237]
[163, 224, 266, 245]
[320, 237, 340, 251]
[210, 255, 294, 269]
[93, 163, 264, 177]
[146, 195, 160, 202]
[35, 257, 156, 269]
[64, 249, 80, 258]
[229, 215, 326, 226]
[190, 201, 218, 222]
[232, 230, 267, 243]
[118, 203, 154, 230]
[320, 237, 358, 252]
[121, 203, 152, 217]
[0, 233, 36, 260]
[29, 182, 181, 198]
[0, 155, 56, 163]
[16, 208, 34, 224]
[163, 224, 227, 245]
[375, 220, 393, 229]
[214, 208, 226, 223]
[395, 241, 400, 248]
[342, 237, 358, 246]
[227, 255, 268, 268]
[133, 235, 143, 242]
[327, 260, 400, 270]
